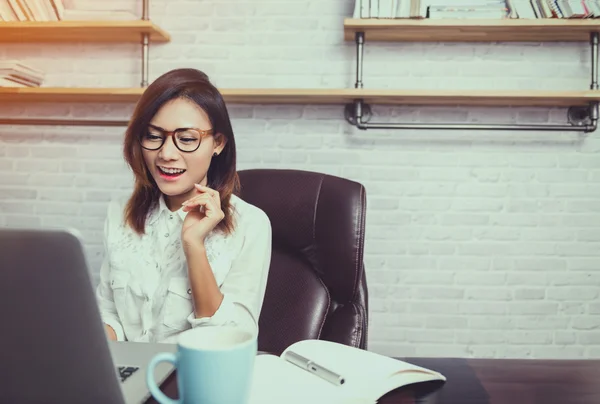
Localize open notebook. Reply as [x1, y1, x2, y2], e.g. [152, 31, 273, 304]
[249, 339, 446, 404]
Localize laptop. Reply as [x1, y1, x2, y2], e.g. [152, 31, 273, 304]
[0, 227, 176, 404]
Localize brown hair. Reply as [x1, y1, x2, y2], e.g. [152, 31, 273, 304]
[123, 68, 240, 235]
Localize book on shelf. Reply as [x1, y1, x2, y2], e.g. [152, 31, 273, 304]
[249, 339, 446, 404]
[62, 0, 136, 13]
[3, 0, 23, 21]
[352, 0, 600, 19]
[0, 60, 44, 88]
[61, 9, 138, 21]
[0, 0, 138, 21]
[429, 1, 510, 19]
[353, 0, 423, 18]
[2, 0, 61, 21]
[0, 0, 16, 20]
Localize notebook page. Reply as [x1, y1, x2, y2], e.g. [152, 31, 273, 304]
[283, 340, 445, 399]
[249, 355, 371, 404]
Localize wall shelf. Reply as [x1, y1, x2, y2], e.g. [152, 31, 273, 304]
[0, 21, 170, 43]
[2, 87, 600, 107]
[341, 19, 600, 132]
[343, 18, 600, 42]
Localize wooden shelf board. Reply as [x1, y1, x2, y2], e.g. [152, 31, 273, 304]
[0, 21, 170, 43]
[0, 87, 598, 107]
[344, 18, 600, 42]
[0, 87, 144, 102]
[223, 89, 600, 107]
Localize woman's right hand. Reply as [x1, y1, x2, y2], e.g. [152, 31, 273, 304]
[104, 324, 117, 341]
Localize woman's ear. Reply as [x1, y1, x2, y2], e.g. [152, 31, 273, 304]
[213, 132, 227, 155]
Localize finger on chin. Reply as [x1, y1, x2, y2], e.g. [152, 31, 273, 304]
[194, 183, 211, 194]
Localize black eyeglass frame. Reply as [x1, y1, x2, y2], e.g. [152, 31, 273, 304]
[140, 124, 215, 153]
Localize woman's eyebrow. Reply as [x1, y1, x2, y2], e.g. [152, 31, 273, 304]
[148, 123, 165, 131]
[148, 123, 195, 132]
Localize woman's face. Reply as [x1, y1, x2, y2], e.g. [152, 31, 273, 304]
[142, 98, 225, 210]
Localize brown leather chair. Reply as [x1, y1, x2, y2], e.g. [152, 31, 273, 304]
[238, 168, 369, 355]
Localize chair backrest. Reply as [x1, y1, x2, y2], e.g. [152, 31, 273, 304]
[238, 168, 368, 355]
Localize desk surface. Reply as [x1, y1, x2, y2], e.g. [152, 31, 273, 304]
[147, 357, 600, 404]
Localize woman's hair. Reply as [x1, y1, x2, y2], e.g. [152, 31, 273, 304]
[123, 68, 240, 235]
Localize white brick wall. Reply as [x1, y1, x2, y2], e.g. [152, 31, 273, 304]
[1, 0, 600, 359]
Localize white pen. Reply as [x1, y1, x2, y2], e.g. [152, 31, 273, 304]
[284, 350, 346, 386]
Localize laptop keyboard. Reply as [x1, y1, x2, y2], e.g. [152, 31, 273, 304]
[117, 366, 139, 383]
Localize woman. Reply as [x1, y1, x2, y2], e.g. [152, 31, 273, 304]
[96, 68, 272, 343]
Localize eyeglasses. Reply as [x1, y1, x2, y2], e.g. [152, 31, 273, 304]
[140, 125, 214, 153]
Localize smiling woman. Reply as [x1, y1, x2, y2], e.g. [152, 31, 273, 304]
[95, 68, 273, 344]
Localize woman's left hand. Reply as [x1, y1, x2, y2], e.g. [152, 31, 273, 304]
[181, 184, 224, 251]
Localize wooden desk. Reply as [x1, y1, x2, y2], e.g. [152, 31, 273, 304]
[147, 357, 600, 404]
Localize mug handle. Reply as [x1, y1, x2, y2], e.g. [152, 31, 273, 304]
[146, 352, 180, 404]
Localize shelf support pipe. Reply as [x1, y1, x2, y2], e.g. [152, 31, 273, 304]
[141, 0, 150, 87]
[346, 30, 598, 133]
[354, 32, 364, 89]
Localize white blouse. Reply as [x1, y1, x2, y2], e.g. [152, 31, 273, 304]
[95, 193, 272, 343]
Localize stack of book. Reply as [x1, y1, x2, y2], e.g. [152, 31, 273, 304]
[429, 1, 509, 19]
[0, 0, 137, 21]
[353, 0, 600, 19]
[511, 0, 600, 18]
[0, 60, 44, 88]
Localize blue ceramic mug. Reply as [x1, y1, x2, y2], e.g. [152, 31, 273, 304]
[146, 326, 257, 404]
